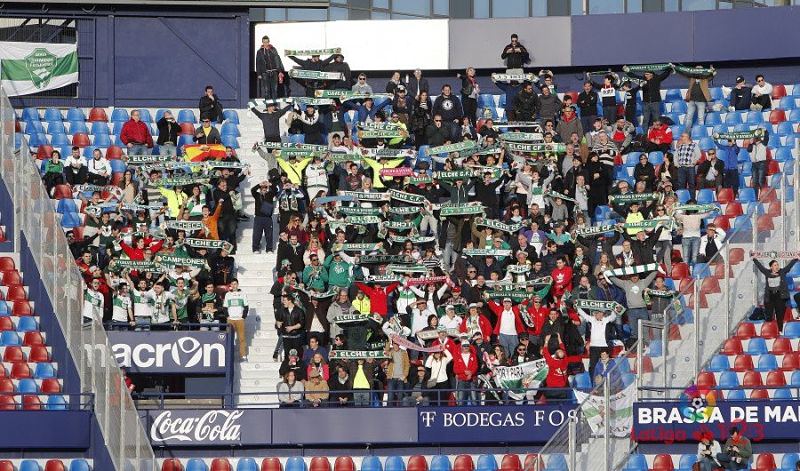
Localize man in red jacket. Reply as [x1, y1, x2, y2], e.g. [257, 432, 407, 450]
[453, 341, 479, 405]
[354, 281, 399, 317]
[645, 119, 673, 153]
[542, 333, 583, 401]
[487, 297, 525, 357]
[120, 110, 154, 157]
[551, 257, 573, 300]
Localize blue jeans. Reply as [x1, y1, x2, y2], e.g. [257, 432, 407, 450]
[128, 144, 149, 156]
[498, 333, 518, 358]
[159, 143, 177, 157]
[456, 378, 477, 406]
[627, 308, 650, 339]
[677, 166, 697, 198]
[387, 378, 406, 406]
[751, 160, 767, 193]
[685, 101, 706, 129]
[134, 317, 151, 331]
[682, 236, 700, 266]
[641, 102, 661, 131]
[252, 215, 274, 252]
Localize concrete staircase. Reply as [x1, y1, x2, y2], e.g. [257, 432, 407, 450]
[232, 108, 283, 407]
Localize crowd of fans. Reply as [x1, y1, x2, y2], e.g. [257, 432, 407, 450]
[249, 34, 800, 408]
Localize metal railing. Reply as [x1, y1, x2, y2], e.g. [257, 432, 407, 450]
[0, 87, 155, 471]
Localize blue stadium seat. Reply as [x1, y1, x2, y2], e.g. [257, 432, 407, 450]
[776, 121, 795, 136]
[573, 372, 592, 389]
[768, 133, 781, 148]
[774, 147, 793, 162]
[235, 458, 258, 471]
[696, 189, 715, 204]
[47, 394, 68, 410]
[221, 136, 239, 149]
[178, 109, 197, 124]
[360, 457, 381, 471]
[698, 137, 715, 151]
[29, 133, 49, 147]
[92, 135, 112, 147]
[22, 107, 40, 121]
[726, 389, 746, 400]
[745, 111, 764, 124]
[69, 460, 91, 471]
[47, 121, 66, 135]
[186, 459, 209, 471]
[707, 354, 730, 372]
[221, 122, 240, 137]
[34, 363, 56, 378]
[109, 159, 127, 174]
[622, 454, 647, 471]
[476, 456, 497, 471]
[675, 189, 691, 204]
[20, 460, 42, 471]
[733, 123, 750, 133]
[678, 454, 698, 469]
[0, 301, 9, 316]
[153, 109, 169, 122]
[779, 96, 796, 110]
[90, 121, 110, 136]
[648, 340, 663, 357]
[709, 87, 724, 101]
[724, 112, 741, 125]
[17, 378, 38, 394]
[50, 134, 70, 147]
[718, 371, 739, 389]
[670, 100, 687, 114]
[756, 353, 778, 372]
[648, 151, 664, 165]
[60, 212, 83, 229]
[738, 188, 756, 202]
[288, 134, 305, 144]
[136, 109, 153, 123]
[625, 153, 641, 166]
[16, 317, 38, 332]
[665, 89, 682, 102]
[111, 108, 129, 122]
[670, 125, 684, 137]
[385, 456, 405, 471]
[747, 337, 768, 355]
[545, 454, 567, 471]
[782, 453, 800, 470]
[68, 121, 88, 134]
[430, 456, 451, 471]
[66, 108, 86, 122]
[690, 126, 707, 140]
[693, 263, 711, 279]
[178, 134, 195, 149]
[223, 109, 240, 124]
[704, 112, 721, 126]
[25, 120, 44, 134]
[773, 388, 793, 400]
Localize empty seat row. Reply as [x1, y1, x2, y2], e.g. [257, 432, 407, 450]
[0, 459, 90, 471]
[0, 393, 68, 410]
[22, 107, 240, 125]
[0, 361, 57, 378]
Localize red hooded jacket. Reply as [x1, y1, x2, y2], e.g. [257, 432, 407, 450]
[453, 345, 479, 381]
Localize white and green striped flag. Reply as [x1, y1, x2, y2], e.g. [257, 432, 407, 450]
[0, 42, 78, 96]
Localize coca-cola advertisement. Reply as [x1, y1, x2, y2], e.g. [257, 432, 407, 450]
[139, 409, 271, 446]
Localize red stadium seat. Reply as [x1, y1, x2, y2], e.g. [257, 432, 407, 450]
[766, 370, 786, 386]
[728, 248, 745, 265]
[759, 188, 777, 203]
[41, 378, 61, 393]
[721, 338, 743, 355]
[6, 285, 27, 302]
[71, 132, 90, 147]
[53, 184, 73, 200]
[735, 323, 756, 340]
[767, 201, 782, 217]
[406, 456, 427, 471]
[563, 91, 579, 103]
[1, 271, 22, 286]
[161, 459, 184, 471]
[310, 457, 331, 471]
[12, 301, 33, 316]
[23, 332, 45, 346]
[756, 453, 777, 470]
[0, 318, 13, 331]
[0, 258, 14, 271]
[88, 107, 108, 122]
[716, 188, 735, 204]
[724, 201, 743, 217]
[669, 324, 682, 341]
[262, 458, 284, 471]
[22, 394, 42, 410]
[756, 215, 775, 232]
[696, 372, 716, 389]
[711, 216, 730, 232]
[210, 458, 232, 471]
[772, 338, 794, 355]
[500, 455, 521, 471]
[523, 455, 544, 471]
[180, 123, 196, 135]
[700, 277, 720, 295]
[45, 460, 66, 471]
[0, 378, 14, 393]
[760, 321, 780, 339]
[651, 453, 674, 470]
[453, 455, 474, 471]
[750, 389, 770, 400]
[769, 109, 786, 124]
[106, 145, 124, 160]
[670, 249, 683, 264]
[733, 354, 754, 372]
[0, 461, 12, 471]
[29, 346, 51, 363]
[11, 362, 32, 379]
[36, 144, 54, 160]
[743, 371, 763, 387]
[3, 346, 25, 362]
[771, 84, 786, 99]
[678, 278, 694, 293]
[671, 263, 689, 280]
[0, 395, 15, 410]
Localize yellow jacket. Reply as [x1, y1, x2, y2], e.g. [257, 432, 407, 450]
[276, 157, 312, 185]
[158, 188, 189, 219]
[362, 157, 405, 189]
[625, 211, 644, 235]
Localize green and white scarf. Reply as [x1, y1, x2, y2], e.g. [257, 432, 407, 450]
[432, 169, 475, 181]
[165, 220, 204, 232]
[713, 129, 765, 141]
[491, 72, 536, 83]
[500, 132, 544, 142]
[545, 189, 576, 203]
[156, 255, 208, 269]
[108, 259, 159, 273]
[259, 142, 328, 152]
[673, 64, 716, 78]
[609, 192, 662, 205]
[574, 224, 617, 238]
[440, 203, 484, 217]
[475, 217, 523, 234]
[428, 140, 477, 155]
[387, 264, 428, 274]
[346, 215, 382, 225]
[293, 96, 335, 106]
[505, 142, 566, 153]
[574, 298, 627, 315]
[389, 189, 426, 205]
[340, 206, 381, 216]
[127, 154, 172, 165]
[750, 250, 800, 259]
[624, 63, 672, 73]
[384, 220, 415, 231]
[342, 243, 381, 252]
[621, 219, 672, 231]
[603, 263, 660, 278]
[463, 248, 512, 257]
[389, 206, 420, 215]
[388, 235, 436, 244]
[339, 191, 389, 202]
[673, 203, 719, 213]
[183, 238, 227, 249]
[285, 48, 341, 56]
[288, 69, 343, 81]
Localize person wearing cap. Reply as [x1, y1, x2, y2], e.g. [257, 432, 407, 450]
[440, 304, 463, 330]
[729, 76, 752, 111]
[452, 340, 478, 405]
[459, 303, 492, 342]
[696, 431, 722, 471]
[487, 297, 525, 357]
[278, 347, 306, 380]
[304, 368, 330, 408]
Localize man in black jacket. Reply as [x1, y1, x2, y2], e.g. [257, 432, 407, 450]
[199, 85, 224, 123]
[622, 226, 663, 264]
[729, 76, 753, 111]
[406, 69, 429, 99]
[577, 82, 599, 132]
[425, 114, 451, 147]
[212, 179, 237, 249]
[156, 111, 181, 156]
[472, 171, 509, 219]
[256, 35, 284, 100]
[514, 82, 541, 122]
[625, 66, 671, 131]
[251, 179, 277, 254]
[500, 33, 530, 73]
[325, 53, 351, 90]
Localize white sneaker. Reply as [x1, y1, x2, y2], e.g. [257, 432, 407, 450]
[253, 250, 262, 254]
[241, 356, 248, 362]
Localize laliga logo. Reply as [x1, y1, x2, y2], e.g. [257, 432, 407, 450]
[682, 385, 717, 422]
[151, 410, 243, 442]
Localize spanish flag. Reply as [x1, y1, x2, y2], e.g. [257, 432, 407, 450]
[183, 144, 227, 162]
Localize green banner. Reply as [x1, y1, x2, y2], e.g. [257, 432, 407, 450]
[358, 129, 404, 139]
[475, 218, 523, 234]
[127, 154, 173, 165]
[329, 350, 388, 360]
[432, 169, 475, 181]
[339, 191, 389, 202]
[108, 259, 159, 273]
[388, 189, 426, 205]
[609, 192, 662, 205]
[440, 203, 484, 217]
[314, 89, 391, 101]
[155, 255, 208, 269]
[1, 42, 78, 97]
[428, 141, 477, 155]
[713, 129, 765, 141]
[288, 69, 343, 81]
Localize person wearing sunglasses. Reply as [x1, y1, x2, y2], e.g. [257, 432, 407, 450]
[750, 74, 773, 111]
[194, 117, 221, 145]
[351, 73, 373, 95]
